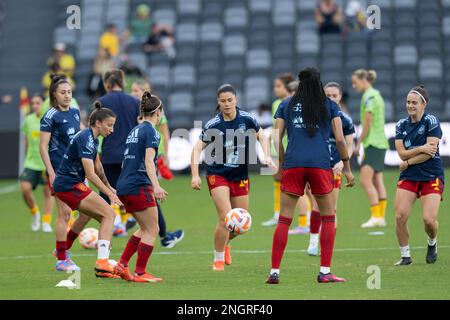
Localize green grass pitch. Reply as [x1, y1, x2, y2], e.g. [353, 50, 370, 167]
[0, 170, 449, 300]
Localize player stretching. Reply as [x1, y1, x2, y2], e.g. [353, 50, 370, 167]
[307, 82, 355, 255]
[266, 68, 354, 284]
[394, 86, 444, 266]
[20, 94, 54, 232]
[191, 84, 275, 271]
[53, 104, 121, 278]
[114, 92, 167, 283]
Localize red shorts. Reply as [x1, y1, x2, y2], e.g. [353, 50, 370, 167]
[55, 183, 92, 210]
[281, 168, 334, 196]
[206, 175, 250, 197]
[397, 178, 444, 198]
[119, 185, 157, 213]
[334, 172, 343, 189]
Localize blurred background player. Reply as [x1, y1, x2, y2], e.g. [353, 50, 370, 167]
[394, 86, 443, 266]
[130, 79, 184, 248]
[114, 92, 167, 283]
[267, 68, 354, 284]
[20, 94, 54, 232]
[53, 104, 121, 278]
[191, 84, 274, 271]
[307, 82, 355, 256]
[40, 75, 89, 271]
[98, 69, 140, 237]
[352, 69, 389, 228]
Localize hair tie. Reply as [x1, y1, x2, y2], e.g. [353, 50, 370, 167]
[410, 90, 427, 103]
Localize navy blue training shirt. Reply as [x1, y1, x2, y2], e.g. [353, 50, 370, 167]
[200, 108, 261, 181]
[53, 128, 99, 192]
[330, 111, 355, 166]
[274, 97, 341, 169]
[395, 113, 444, 182]
[116, 121, 160, 196]
[40, 107, 81, 170]
[98, 91, 140, 164]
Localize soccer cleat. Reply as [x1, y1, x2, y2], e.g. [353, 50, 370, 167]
[288, 226, 310, 235]
[265, 272, 280, 284]
[113, 224, 127, 237]
[307, 244, 319, 256]
[31, 213, 41, 232]
[261, 217, 278, 227]
[426, 244, 437, 264]
[317, 273, 346, 283]
[125, 217, 137, 231]
[213, 261, 225, 271]
[361, 217, 385, 228]
[95, 258, 116, 278]
[113, 263, 134, 281]
[394, 257, 413, 266]
[133, 272, 163, 283]
[52, 249, 72, 261]
[42, 223, 53, 233]
[225, 245, 232, 265]
[55, 259, 80, 272]
[161, 230, 184, 248]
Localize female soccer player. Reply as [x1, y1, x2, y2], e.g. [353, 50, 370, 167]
[40, 75, 90, 271]
[53, 103, 122, 278]
[262, 74, 310, 235]
[20, 94, 54, 232]
[307, 82, 355, 256]
[352, 69, 389, 228]
[114, 92, 167, 283]
[267, 68, 355, 284]
[394, 86, 443, 266]
[191, 84, 275, 271]
[130, 80, 184, 248]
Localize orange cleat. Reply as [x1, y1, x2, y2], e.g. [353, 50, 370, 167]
[213, 261, 225, 271]
[114, 263, 134, 281]
[225, 245, 232, 265]
[133, 273, 163, 283]
[95, 259, 115, 278]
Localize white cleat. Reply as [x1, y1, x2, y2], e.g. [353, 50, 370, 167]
[261, 217, 278, 227]
[31, 214, 41, 232]
[307, 245, 319, 256]
[361, 217, 386, 228]
[42, 223, 53, 233]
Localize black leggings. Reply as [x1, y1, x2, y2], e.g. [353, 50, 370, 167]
[157, 202, 167, 238]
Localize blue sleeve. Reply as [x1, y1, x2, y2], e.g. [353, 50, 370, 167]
[78, 136, 97, 160]
[395, 120, 405, 140]
[40, 112, 55, 133]
[343, 116, 355, 136]
[247, 114, 261, 132]
[329, 100, 340, 119]
[427, 115, 442, 139]
[274, 100, 286, 120]
[146, 128, 160, 150]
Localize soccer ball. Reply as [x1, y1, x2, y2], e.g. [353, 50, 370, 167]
[225, 208, 252, 235]
[78, 228, 98, 249]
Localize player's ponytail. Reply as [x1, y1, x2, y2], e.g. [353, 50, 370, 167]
[49, 74, 71, 109]
[289, 67, 328, 137]
[140, 91, 163, 117]
[103, 69, 125, 91]
[89, 100, 116, 127]
[353, 69, 377, 85]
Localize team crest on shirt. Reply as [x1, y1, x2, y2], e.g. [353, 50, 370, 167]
[405, 140, 411, 148]
[67, 127, 76, 137]
[418, 125, 425, 135]
[239, 123, 247, 132]
[74, 114, 80, 122]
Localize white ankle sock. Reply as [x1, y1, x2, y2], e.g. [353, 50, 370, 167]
[97, 240, 110, 260]
[400, 245, 410, 258]
[214, 251, 225, 262]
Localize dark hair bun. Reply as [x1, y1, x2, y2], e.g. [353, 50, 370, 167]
[298, 67, 320, 81]
[94, 101, 102, 110]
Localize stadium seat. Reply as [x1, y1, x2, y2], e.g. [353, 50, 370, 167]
[419, 58, 443, 80]
[177, 0, 201, 15]
[176, 23, 198, 43]
[223, 35, 247, 56]
[394, 45, 418, 66]
[168, 92, 194, 113]
[200, 22, 223, 42]
[249, 0, 272, 13]
[247, 49, 271, 71]
[153, 9, 177, 26]
[224, 7, 248, 29]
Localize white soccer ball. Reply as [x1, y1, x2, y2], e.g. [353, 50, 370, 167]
[225, 208, 252, 235]
[78, 228, 98, 249]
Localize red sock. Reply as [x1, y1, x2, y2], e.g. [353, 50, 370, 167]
[271, 215, 293, 269]
[56, 241, 66, 260]
[135, 243, 154, 275]
[66, 230, 79, 250]
[120, 235, 141, 267]
[320, 215, 336, 268]
[310, 209, 321, 234]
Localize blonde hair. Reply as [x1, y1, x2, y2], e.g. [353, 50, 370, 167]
[133, 79, 152, 93]
[353, 69, 377, 84]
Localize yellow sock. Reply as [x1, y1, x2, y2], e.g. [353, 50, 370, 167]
[370, 204, 381, 218]
[298, 215, 308, 228]
[68, 211, 76, 229]
[30, 206, 39, 215]
[120, 207, 128, 224]
[274, 181, 281, 213]
[42, 213, 52, 224]
[306, 196, 312, 213]
[379, 199, 387, 219]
